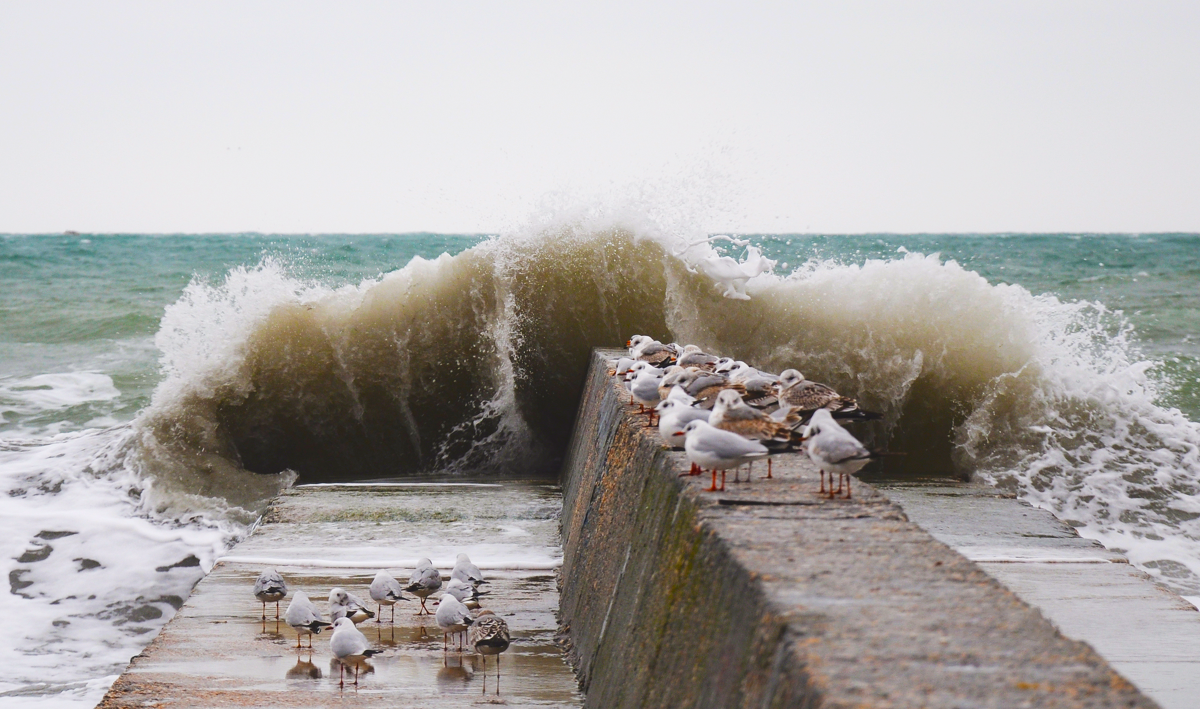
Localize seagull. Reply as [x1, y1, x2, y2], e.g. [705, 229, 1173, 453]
[368, 570, 410, 623]
[622, 361, 652, 400]
[682, 369, 745, 409]
[676, 344, 720, 370]
[329, 587, 375, 624]
[656, 365, 688, 401]
[435, 592, 475, 652]
[404, 558, 443, 615]
[681, 420, 770, 492]
[804, 408, 876, 498]
[470, 609, 511, 690]
[665, 383, 695, 405]
[444, 577, 487, 609]
[776, 369, 882, 422]
[655, 398, 711, 460]
[630, 337, 675, 367]
[253, 569, 288, 620]
[285, 591, 330, 648]
[330, 617, 382, 687]
[661, 366, 700, 397]
[450, 553, 486, 588]
[713, 357, 738, 374]
[726, 362, 780, 408]
[608, 357, 635, 377]
[708, 389, 801, 479]
[630, 367, 665, 421]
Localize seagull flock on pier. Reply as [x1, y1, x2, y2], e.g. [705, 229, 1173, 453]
[252, 552, 509, 689]
[614, 334, 885, 494]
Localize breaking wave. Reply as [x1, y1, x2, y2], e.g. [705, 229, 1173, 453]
[117, 222, 1200, 594]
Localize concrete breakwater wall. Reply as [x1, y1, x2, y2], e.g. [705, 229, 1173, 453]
[557, 349, 1157, 708]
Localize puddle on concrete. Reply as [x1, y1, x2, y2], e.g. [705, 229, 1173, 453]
[117, 481, 582, 706]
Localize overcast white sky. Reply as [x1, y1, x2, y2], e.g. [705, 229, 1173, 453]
[2, 1, 1198, 234]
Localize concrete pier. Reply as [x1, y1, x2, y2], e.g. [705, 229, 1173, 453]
[557, 349, 1159, 708]
[99, 482, 581, 708]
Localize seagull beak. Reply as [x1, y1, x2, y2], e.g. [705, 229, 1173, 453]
[671, 431, 685, 437]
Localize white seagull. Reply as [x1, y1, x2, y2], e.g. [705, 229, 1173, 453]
[284, 591, 330, 648]
[368, 570, 410, 623]
[655, 398, 710, 465]
[330, 617, 382, 687]
[630, 367, 665, 420]
[435, 592, 475, 652]
[329, 587, 375, 624]
[450, 553, 486, 587]
[444, 577, 486, 609]
[681, 420, 769, 492]
[804, 408, 875, 498]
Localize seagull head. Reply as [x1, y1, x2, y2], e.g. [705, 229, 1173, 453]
[804, 409, 835, 437]
[778, 369, 805, 388]
[331, 617, 355, 631]
[714, 390, 743, 410]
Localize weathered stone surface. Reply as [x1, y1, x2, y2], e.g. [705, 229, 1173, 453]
[558, 349, 1158, 708]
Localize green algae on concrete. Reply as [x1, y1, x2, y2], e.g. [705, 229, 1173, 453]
[557, 349, 1158, 709]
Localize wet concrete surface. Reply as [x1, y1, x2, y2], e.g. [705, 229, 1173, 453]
[880, 482, 1200, 709]
[100, 483, 582, 708]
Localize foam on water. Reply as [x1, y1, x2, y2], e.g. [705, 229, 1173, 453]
[2, 223, 1199, 706]
[0, 429, 234, 707]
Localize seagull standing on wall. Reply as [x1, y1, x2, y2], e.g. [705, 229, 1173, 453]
[804, 409, 876, 498]
[681, 420, 770, 492]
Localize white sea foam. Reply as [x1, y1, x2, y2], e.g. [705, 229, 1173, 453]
[0, 428, 235, 708]
[0, 373, 120, 414]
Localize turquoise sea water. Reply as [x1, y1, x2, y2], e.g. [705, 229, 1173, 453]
[3, 232, 1195, 434]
